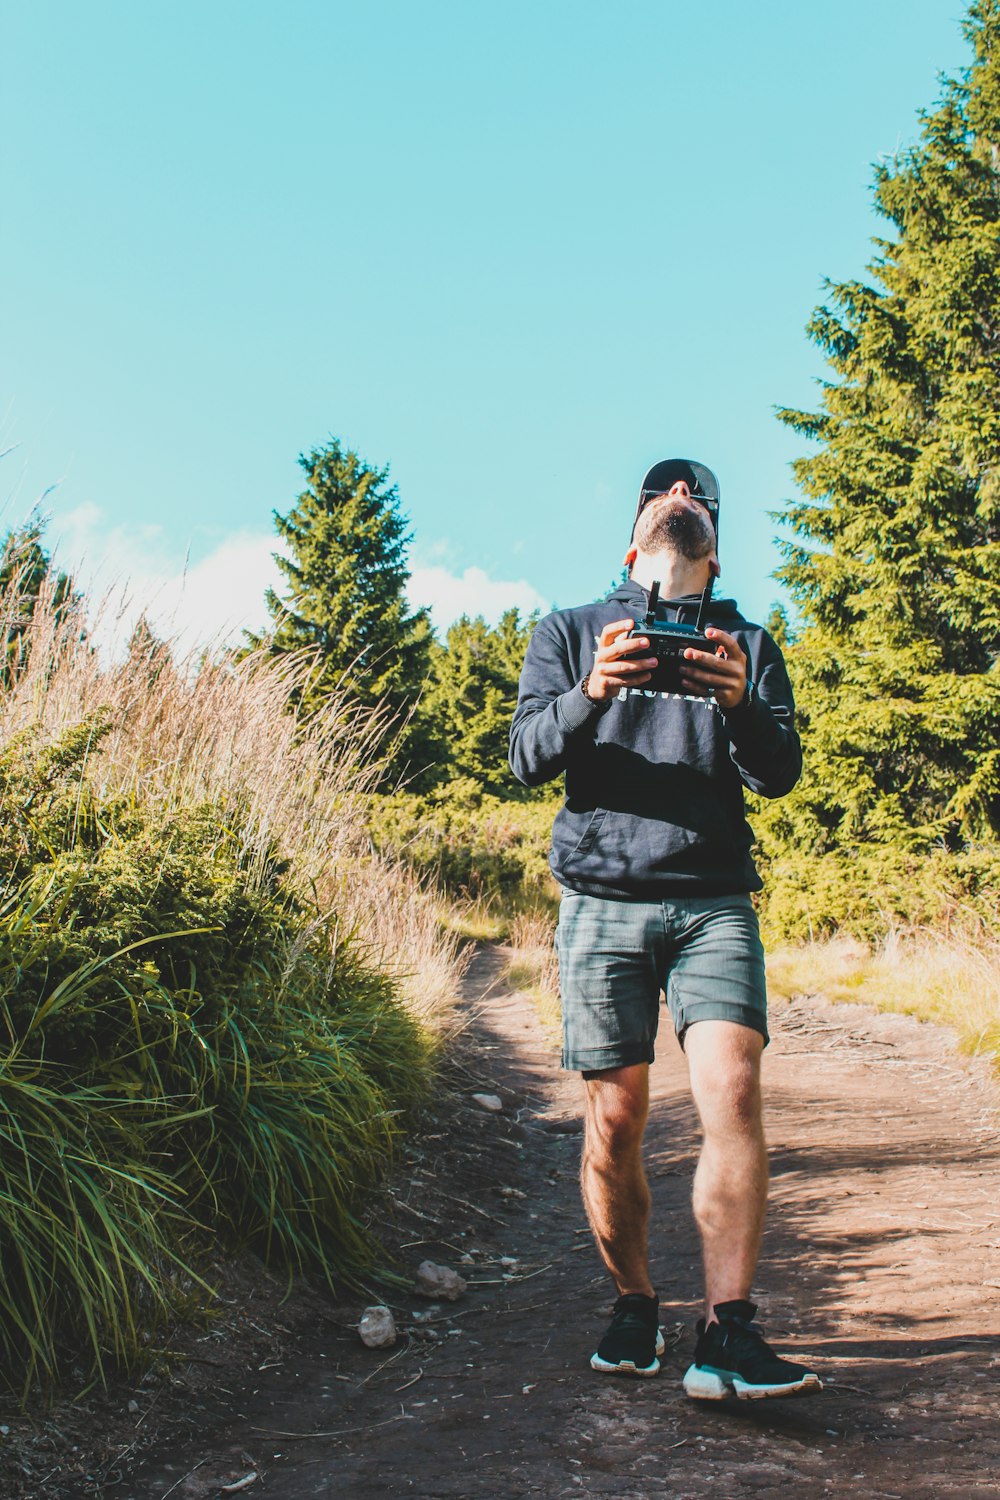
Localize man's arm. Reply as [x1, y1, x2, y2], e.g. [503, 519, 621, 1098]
[679, 626, 802, 798]
[509, 616, 657, 787]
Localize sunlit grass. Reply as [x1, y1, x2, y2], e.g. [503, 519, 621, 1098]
[502, 909, 561, 1042]
[440, 892, 510, 942]
[767, 923, 1000, 1072]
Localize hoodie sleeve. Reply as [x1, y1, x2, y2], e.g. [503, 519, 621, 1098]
[719, 632, 802, 798]
[509, 613, 608, 787]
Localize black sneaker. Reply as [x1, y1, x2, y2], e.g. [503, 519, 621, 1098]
[590, 1292, 665, 1377]
[682, 1300, 822, 1400]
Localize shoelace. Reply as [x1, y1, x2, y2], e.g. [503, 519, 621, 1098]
[718, 1315, 769, 1358]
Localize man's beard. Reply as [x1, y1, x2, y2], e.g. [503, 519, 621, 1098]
[633, 500, 715, 563]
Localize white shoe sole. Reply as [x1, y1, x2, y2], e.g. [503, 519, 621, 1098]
[590, 1326, 665, 1377]
[682, 1362, 823, 1401]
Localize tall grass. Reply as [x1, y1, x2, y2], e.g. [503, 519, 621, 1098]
[502, 909, 561, 1039]
[767, 920, 1000, 1070]
[0, 556, 463, 1395]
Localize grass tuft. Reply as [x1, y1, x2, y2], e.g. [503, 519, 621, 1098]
[502, 909, 561, 1041]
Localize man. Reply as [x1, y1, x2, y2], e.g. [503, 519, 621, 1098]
[509, 458, 821, 1401]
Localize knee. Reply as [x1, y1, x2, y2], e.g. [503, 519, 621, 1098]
[587, 1089, 646, 1156]
[698, 1057, 762, 1136]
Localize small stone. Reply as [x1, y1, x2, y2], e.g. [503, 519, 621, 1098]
[415, 1259, 467, 1301]
[358, 1305, 397, 1348]
[499, 1256, 519, 1268]
[471, 1093, 503, 1112]
[127, 1399, 139, 1415]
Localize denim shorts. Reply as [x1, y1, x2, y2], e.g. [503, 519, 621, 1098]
[555, 889, 768, 1073]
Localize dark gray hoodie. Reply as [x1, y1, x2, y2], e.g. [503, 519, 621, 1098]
[508, 578, 801, 898]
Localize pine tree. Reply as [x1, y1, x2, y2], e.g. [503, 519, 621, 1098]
[251, 438, 439, 776]
[127, 613, 172, 686]
[0, 515, 79, 688]
[772, 0, 1000, 852]
[423, 609, 538, 796]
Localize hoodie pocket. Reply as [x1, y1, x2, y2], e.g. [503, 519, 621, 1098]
[564, 808, 609, 863]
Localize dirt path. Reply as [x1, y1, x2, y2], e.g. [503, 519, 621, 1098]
[109, 947, 1000, 1497]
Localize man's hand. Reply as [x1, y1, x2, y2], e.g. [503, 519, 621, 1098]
[678, 626, 748, 710]
[585, 619, 658, 702]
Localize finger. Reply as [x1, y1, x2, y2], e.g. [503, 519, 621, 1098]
[599, 618, 639, 645]
[680, 668, 742, 692]
[703, 627, 745, 662]
[599, 671, 654, 693]
[679, 662, 743, 688]
[682, 648, 740, 675]
[602, 638, 657, 663]
[601, 656, 658, 675]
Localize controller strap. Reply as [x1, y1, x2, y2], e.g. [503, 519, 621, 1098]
[694, 576, 714, 631]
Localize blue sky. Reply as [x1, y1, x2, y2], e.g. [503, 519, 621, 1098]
[1, 1, 972, 650]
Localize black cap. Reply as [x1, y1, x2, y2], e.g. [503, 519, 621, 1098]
[632, 458, 721, 542]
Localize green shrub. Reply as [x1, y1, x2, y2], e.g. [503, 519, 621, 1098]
[370, 780, 560, 910]
[0, 719, 433, 1395]
[0, 1050, 201, 1401]
[754, 837, 1000, 947]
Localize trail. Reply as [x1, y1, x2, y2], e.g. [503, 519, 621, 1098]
[120, 945, 1000, 1499]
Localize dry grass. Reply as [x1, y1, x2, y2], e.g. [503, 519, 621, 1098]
[440, 892, 510, 942]
[503, 908, 561, 1040]
[0, 565, 465, 1026]
[767, 922, 1000, 1069]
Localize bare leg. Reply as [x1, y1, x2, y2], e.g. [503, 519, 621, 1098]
[581, 1063, 654, 1297]
[684, 1021, 768, 1322]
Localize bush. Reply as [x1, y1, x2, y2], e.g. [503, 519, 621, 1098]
[754, 837, 1000, 948]
[0, 717, 432, 1394]
[0, 560, 457, 1396]
[369, 780, 560, 911]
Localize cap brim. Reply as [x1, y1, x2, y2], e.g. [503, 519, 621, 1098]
[640, 459, 719, 502]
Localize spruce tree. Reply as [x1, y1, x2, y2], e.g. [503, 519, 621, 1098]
[252, 438, 439, 777]
[423, 609, 537, 796]
[0, 515, 79, 688]
[772, 0, 1000, 853]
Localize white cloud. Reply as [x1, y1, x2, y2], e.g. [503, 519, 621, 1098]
[407, 564, 548, 635]
[48, 506, 282, 657]
[43, 509, 548, 655]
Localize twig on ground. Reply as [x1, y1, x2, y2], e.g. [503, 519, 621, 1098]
[160, 1460, 207, 1499]
[357, 1344, 410, 1388]
[252, 1413, 411, 1441]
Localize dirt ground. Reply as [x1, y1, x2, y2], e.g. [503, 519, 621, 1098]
[4, 942, 1000, 1499]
